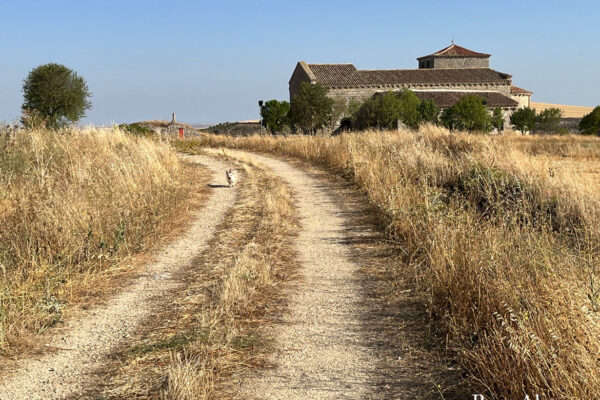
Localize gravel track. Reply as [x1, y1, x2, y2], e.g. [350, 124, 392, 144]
[0, 155, 236, 400]
[218, 150, 379, 400]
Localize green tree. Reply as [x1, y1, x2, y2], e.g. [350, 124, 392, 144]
[510, 107, 537, 134]
[289, 82, 333, 135]
[441, 95, 490, 132]
[536, 107, 563, 133]
[22, 63, 91, 129]
[353, 96, 380, 130]
[353, 92, 402, 130]
[440, 107, 459, 130]
[260, 99, 290, 134]
[579, 106, 600, 135]
[491, 107, 504, 132]
[418, 99, 439, 125]
[375, 92, 402, 129]
[397, 89, 421, 129]
[354, 90, 424, 131]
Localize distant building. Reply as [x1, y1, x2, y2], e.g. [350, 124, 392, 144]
[289, 43, 532, 128]
[510, 86, 532, 108]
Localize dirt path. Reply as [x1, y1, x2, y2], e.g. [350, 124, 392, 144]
[0, 155, 236, 400]
[212, 150, 379, 400]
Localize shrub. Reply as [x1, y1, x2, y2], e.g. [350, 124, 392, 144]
[260, 99, 290, 134]
[580, 106, 600, 135]
[510, 107, 537, 134]
[536, 107, 563, 133]
[491, 107, 504, 132]
[21, 63, 92, 129]
[418, 99, 439, 125]
[441, 95, 491, 132]
[354, 95, 380, 130]
[289, 82, 333, 135]
[376, 92, 403, 129]
[354, 89, 423, 130]
[118, 123, 152, 136]
[397, 89, 421, 129]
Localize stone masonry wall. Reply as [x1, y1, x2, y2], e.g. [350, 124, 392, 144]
[419, 56, 489, 69]
[289, 63, 313, 100]
[326, 82, 512, 107]
[511, 93, 531, 108]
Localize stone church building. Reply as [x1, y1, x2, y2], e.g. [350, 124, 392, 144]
[289, 43, 532, 127]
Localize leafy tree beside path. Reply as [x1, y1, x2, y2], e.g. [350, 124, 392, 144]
[22, 63, 92, 129]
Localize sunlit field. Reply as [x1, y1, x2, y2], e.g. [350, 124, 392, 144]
[0, 127, 197, 354]
[178, 126, 600, 398]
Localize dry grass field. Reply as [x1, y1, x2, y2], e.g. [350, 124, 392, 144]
[0, 127, 200, 355]
[531, 102, 595, 118]
[178, 127, 600, 399]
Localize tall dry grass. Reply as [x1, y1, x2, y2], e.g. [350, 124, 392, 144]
[0, 126, 192, 353]
[178, 127, 600, 399]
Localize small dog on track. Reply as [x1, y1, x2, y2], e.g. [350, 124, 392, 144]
[225, 169, 238, 188]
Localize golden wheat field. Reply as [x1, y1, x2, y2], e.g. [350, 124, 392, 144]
[531, 102, 595, 118]
[178, 126, 600, 399]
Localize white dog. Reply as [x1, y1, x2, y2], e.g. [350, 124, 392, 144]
[225, 169, 238, 187]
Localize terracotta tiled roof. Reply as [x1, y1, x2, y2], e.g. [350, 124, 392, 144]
[306, 64, 366, 86]
[418, 44, 491, 60]
[305, 64, 511, 87]
[510, 85, 532, 94]
[359, 68, 510, 86]
[412, 91, 518, 108]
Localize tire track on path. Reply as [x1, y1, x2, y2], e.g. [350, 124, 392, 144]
[0, 155, 236, 400]
[212, 150, 379, 400]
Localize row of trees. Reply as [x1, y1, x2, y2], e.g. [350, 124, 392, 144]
[266, 82, 600, 136]
[262, 83, 506, 134]
[264, 82, 511, 134]
[337, 89, 506, 133]
[260, 83, 335, 134]
[350, 90, 437, 130]
[508, 105, 600, 135]
[509, 107, 565, 134]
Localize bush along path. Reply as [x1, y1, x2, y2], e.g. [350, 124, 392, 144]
[0, 155, 237, 400]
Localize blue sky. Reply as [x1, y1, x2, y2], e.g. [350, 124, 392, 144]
[0, 0, 598, 124]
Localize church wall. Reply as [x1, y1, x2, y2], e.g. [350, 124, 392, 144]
[325, 82, 512, 106]
[289, 64, 313, 100]
[435, 57, 489, 69]
[511, 93, 531, 108]
[418, 57, 489, 69]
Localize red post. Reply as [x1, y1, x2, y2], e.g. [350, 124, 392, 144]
[178, 127, 184, 139]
